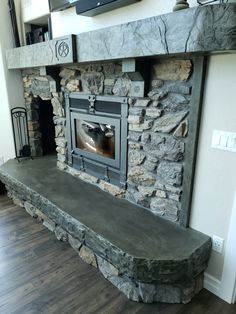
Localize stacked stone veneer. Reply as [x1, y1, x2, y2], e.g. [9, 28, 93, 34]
[22, 68, 66, 158]
[126, 59, 192, 223]
[22, 58, 193, 225]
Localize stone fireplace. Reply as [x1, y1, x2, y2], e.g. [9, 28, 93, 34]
[21, 57, 199, 227]
[2, 2, 236, 304]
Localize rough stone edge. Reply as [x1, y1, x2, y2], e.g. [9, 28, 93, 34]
[0, 169, 211, 304]
[6, 185, 207, 304]
[76, 4, 236, 63]
[0, 169, 211, 280]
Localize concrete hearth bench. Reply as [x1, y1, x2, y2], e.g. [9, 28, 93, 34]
[0, 156, 211, 304]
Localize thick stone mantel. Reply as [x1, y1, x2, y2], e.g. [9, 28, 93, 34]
[76, 3, 236, 62]
[6, 3, 236, 70]
[6, 35, 76, 70]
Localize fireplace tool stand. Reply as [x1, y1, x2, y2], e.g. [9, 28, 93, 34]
[11, 107, 32, 162]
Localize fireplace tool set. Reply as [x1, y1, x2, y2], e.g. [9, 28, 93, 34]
[11, 107, 32, 161]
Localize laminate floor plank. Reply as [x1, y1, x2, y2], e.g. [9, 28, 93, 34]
[0, 246, 77, 296]
[0, 194, 235, 314]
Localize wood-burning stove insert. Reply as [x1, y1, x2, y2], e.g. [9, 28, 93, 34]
[66, 93, 128, 188]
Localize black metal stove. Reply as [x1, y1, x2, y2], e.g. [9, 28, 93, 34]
[65, 93, 128, 188]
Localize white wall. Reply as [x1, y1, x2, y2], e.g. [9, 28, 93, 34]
[0, 54, 15, 163]
[190, 54, 236, 281]
[21, 0, 49, 23]
[0, 0, 24, 162]
[51, 0, 196, 37]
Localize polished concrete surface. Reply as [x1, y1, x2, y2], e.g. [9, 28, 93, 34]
[0, 156, 210, 260]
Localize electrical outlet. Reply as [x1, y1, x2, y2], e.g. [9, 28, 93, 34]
[212, 235, 224, 254]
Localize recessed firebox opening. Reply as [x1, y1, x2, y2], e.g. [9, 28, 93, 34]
[38, 99, 56, 156]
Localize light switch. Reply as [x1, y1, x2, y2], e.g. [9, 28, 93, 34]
[227, 137, 235, 149]
[220, 135, 228, 147]
[212, 130, 236, 153]
[212, 133, 221, 146]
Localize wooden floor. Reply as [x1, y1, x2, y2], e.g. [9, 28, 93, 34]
[0, 194, 235, 314]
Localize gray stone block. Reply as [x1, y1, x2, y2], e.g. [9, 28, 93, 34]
[128, 150, 146, 166]
[129, 120, 153, 132]
[113, 76, 131, 96]
[153, 111, 188, 133]
[55, 226, 68, 242]
[146, 108, 162, 119]
[68, 234, 82, 252]
[161, 94, 190, 112]
[150, 198, 180, 222]
[128, 115, 143, 125]
[162, 81, 192, 95]
[128, 166, 156, 186]
[144, 160, 157, 172]
[148, 90, 168, 101]
[24, 201, 38, 218]
[133, 98, 150, 107]
[138, 186, 155, 197]
[128, 131, 141, 142]
[157, 161, 183, 187]
[81, 71, 104, 94]
[129, 107, 145, 116]
[143, 133, 185, 161]
[31, 79, 51, 98]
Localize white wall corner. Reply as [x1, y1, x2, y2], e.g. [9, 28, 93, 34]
[233, 283, 236, 303]
[218, 190, 236, 304]
[204, 190, 236, 304]
[204, 272, 221, 297]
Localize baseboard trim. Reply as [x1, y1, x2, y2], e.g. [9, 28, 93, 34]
[204, 272, 221, 297]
